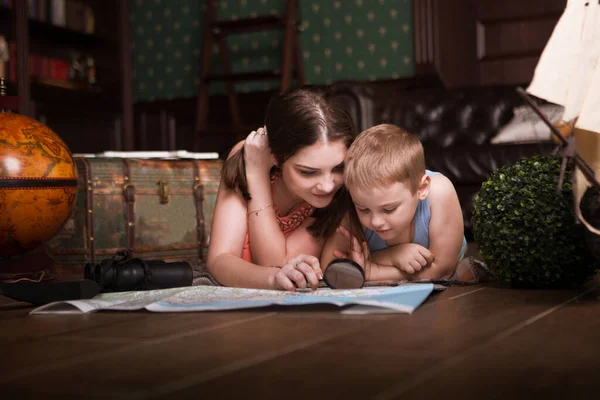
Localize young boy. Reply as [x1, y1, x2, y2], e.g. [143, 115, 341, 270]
[322, 124, 467, 281]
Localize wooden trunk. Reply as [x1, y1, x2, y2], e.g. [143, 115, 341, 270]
[44, 157, 222, 278]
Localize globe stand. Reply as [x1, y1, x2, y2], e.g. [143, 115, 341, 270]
[0, 249, 55, 283]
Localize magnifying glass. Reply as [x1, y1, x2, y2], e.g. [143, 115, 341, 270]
[323, 258, 365, 289]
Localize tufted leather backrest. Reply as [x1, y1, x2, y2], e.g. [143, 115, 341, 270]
[376, 86, 528, 147]
[326, 83, 540, 147]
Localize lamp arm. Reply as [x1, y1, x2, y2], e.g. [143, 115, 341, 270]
[516, 87, 600, 192]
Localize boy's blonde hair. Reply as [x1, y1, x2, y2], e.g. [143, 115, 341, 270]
[344, 124, 425, 194]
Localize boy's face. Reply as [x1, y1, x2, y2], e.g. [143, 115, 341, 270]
[349, 176, 429, 245]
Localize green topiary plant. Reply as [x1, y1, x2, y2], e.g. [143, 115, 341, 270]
[472, 155, 598, 288]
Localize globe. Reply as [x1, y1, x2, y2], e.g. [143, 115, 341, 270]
[0, 112, 78, 258]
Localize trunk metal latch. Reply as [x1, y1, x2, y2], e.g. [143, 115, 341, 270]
[157, 179, 169, 204]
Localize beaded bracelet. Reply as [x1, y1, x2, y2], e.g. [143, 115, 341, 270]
[247, 204, 275, 216]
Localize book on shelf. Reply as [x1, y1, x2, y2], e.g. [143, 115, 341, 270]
[38, 0, 47, 21]
[5, 41, 97, 91]
[50, 0, 65, 26]
[8, 42, 70, 82]
[21, 0, 94, 34]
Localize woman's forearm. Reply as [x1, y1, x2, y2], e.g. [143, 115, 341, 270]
[246, 172, 288, 265]
[207, 253, 279, 289]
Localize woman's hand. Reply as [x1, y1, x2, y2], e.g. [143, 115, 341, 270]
[273, 254, 323, 292]
[332, 226, 369, 269]
[244, 126, 273, 176]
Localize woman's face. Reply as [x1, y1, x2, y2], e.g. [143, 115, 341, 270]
[280, 139, 347, 208]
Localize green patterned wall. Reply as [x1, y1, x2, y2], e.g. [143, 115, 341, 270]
[131, 0, 414, 101]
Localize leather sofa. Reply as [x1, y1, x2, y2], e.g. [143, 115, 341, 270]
[326, 82, 558, 238]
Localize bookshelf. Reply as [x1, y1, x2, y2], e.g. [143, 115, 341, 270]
[0, 0, 133, 153]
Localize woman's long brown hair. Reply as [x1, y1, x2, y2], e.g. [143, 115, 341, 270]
[221, 86, 357, 240]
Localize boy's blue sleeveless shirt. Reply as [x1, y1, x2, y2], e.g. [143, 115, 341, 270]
[365, 170, 468, 259]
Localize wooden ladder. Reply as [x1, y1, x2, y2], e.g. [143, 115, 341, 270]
[194, 0, 304, 144]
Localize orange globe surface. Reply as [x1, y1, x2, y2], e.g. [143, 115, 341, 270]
[0, 113, 78, 258]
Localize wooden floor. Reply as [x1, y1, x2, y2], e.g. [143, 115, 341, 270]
[1, 276, 599, 399]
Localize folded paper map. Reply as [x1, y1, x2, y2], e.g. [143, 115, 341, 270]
[30, 284, 436, 315]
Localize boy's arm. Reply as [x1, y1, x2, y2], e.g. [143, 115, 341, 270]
[417, 174, 464, 279]
[369, 175, 463, 281]
[324, 224, 413, 281]
[364, 261, 411, 281]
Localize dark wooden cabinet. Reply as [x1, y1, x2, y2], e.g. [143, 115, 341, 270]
[413, 0, 567, 87]
[0, 0, 132, 153]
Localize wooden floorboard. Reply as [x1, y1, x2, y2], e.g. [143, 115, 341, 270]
[0, 311, 147, 345]
[1, 312, 362, 398]
[167, 285, 590, 399]
[54, 311, 285, 342]
[1, 277, 598, 399]
[0, 302, 35, 321]
[387, 284, 600, 400]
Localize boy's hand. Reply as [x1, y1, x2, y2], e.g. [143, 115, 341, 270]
[273, 254, 323, 292]
[389, 243, 434, 274]
[244, 127, 273, 176]
[332, 226, 369, 269]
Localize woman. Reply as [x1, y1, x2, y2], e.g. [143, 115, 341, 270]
[207, 87, 356, 291]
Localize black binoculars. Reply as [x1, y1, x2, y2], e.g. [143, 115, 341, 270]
[84, 250, 193, 292]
